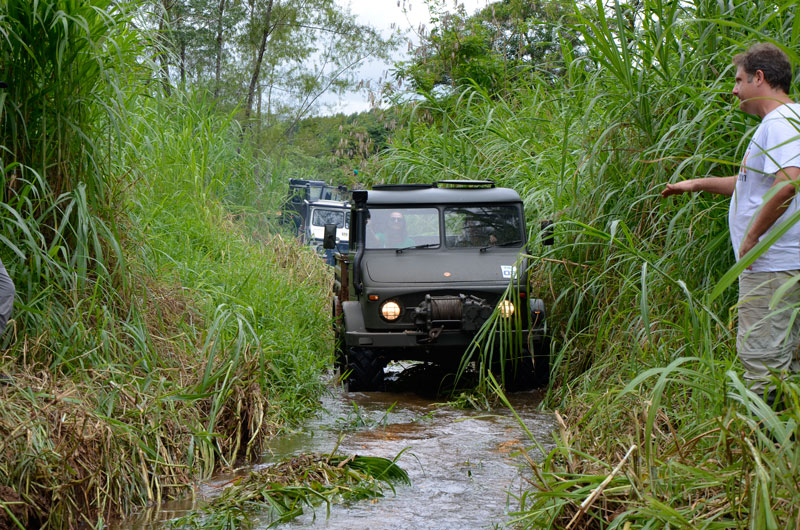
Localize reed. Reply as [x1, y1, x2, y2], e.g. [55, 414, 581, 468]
[376, 0, 800, 526]
[0, 2, 334, 527]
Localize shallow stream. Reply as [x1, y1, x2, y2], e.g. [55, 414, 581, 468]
[117, 366, 555, 529]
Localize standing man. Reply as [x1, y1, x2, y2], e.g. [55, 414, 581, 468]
[662, 43, 800, 400]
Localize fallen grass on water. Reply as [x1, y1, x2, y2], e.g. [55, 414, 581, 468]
[334, 401, 398, 432]
[167, 453, 410, 529]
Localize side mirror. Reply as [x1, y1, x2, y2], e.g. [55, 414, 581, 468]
[323, 224, 337, 249]
[541, 220, 554, 246]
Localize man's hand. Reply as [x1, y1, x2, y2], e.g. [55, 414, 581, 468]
[661, 180, 695, 198]
[661, 176, 736, 197]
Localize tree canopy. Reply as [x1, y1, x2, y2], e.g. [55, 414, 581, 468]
[392, 0, 576, 96]
[150, 0, 400, 122]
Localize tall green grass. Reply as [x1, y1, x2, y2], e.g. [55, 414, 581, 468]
[0, 1, 334, 526]
[376, 0, 800, 526]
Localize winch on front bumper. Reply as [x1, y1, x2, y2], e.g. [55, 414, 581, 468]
[339, 294, 544, 350]
[413, 294, 494, 341]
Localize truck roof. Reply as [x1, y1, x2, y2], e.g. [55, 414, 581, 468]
[308, 199, 350, 209]
[361, 186, 522, 206]
[289, 178, 328, 187]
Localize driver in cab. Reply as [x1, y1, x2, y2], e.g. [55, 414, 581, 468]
[374, 211, 415, 248]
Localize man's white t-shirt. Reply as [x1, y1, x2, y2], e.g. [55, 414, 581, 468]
[729, 102, 800, 271]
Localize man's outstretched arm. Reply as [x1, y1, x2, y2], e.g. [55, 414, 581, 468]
[661, 176, 737, 198]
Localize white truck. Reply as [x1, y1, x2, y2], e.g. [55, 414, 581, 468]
[304, 199, 350, 265]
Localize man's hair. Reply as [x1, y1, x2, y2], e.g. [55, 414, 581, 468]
[733, 43, 793, 94]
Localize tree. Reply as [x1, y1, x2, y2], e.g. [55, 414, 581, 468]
[476, 0, 575, 71]
[148, 0, 399, 125]
[393, 0, 576, 96]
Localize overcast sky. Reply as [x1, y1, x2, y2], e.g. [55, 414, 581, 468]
[323, 0, 491, 115]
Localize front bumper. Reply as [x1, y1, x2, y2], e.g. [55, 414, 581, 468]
[341, 298, 546, 350]
[344, 328, 534, 348]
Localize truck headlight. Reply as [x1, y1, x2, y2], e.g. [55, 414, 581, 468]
[380, 300, 402, 321]
[498, 300, 514, 318]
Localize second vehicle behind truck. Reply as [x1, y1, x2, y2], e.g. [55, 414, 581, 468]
[305, 199, 350, 266]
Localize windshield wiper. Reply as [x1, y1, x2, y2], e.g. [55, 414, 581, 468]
[396, 243, 439, 253]
[480, 239, 523, 253]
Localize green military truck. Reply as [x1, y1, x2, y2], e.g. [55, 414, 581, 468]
[324, 181, 550, 391]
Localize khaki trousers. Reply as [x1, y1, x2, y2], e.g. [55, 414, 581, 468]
[737, 270, 800, 394]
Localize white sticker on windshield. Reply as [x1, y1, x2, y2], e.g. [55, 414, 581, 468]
[501, 265, 517, 279]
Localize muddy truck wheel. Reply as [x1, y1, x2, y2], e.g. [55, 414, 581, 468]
[344, 347, 386, 392]
[501, 350, 536, 391]
[531, 337, 550, 388]
[500, 337, 550, 391]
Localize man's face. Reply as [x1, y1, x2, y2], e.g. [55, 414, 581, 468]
[389, 212, 405, 230]
[732, 65, 758, 114]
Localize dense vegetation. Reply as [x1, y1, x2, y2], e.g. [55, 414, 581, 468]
[376, 0, 800, 527]
[0, 0, 341, 526]
[2, 0, 800, 527]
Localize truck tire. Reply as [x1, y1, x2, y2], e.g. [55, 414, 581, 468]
[530, 337, 550, 388]
[501, 338, 550, 391]
[343, 347, 386, 392]
[502, 350, 536, 391]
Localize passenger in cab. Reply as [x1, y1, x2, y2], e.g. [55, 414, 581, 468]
[375, 211, 415, 248]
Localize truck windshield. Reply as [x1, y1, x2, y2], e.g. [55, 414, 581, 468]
[312, 208, 348, 228]
[444, 206, 524, 248]
[308, 187, 323, 201]
[365, 208, 440, 249]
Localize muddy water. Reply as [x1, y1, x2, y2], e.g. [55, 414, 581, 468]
[116, 367, 555, 529]
[273, 389, 554, 529]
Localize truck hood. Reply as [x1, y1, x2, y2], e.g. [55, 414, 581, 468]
[364, 250, 521, 284]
